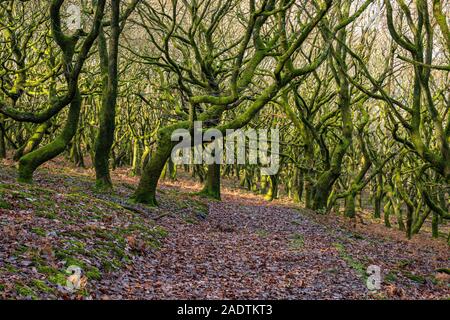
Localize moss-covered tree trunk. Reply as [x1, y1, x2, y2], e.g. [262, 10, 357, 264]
[311, 142, 350, 211]
[201, 163, 221, 200]
[264, 174, 279, 201]
[373, 173, 383, 218]
[383, 200, 392, 228]
[14, 121, 51, 161]
[140, 144, 151, 175]
[131, 138, 140, 176]
[260, 174, 268, 195]
[395, 206, 406, 232]
[18, 91, 82, 182]
[343, 134, 371, 218]
[344, 192, 356, 218]
[131, 123, 183, 205]
[0, 116, 6, 159]
[15, 0, 106, 182]
[412, 209, 431, 235]
[292, 168, 304, 203]
[167, 157, 177, 180]
[432, 212, 439, 238]
[311, 7, 352, 211]
[69, 133, 85, 167]
[94, 0, 120, 191]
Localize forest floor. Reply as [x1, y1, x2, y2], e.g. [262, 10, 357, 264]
[0, 158, 449, 300]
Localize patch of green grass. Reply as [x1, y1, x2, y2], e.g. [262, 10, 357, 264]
[404, 271, 426, 284]
[35, 210, 57, 219]
[101, 259, 122, 272]
[333, 242, 366, 279]
[191, 199, 209, 214]
[397, 259, 414, 269]
[12, 244, 29, 257]
[48, 273, 67, 286]
[0, 199, 11, 209]
[5, 263, 19, 273]
[15, 284, 37, 299]
[255, 229, 269, 238]
[145, 239, 161, 250]
[37, 265, 58, 276]
[436, 268, 450, 274]
[184, 216, 197, 224]
[177, 201, 189, 210]
[153, 225, 169, 238]
[92, 228, 113, 240]
[325, 268, 339, 274]
[54, 249, 70, 260]
[111, 244, 127, 259]
[349, 232, 365, 240]
[289, 233, 305, 249]
[31, 227, 46, 237]
[9, 190, 30, 199]
[65, 230, 88, 239]
[384, 271, 398, 283]
[31, 279, 54, 294]
[30, 251, 46, 267]
[67, 239, 87, 254]
[64, 257, 87, 270]
[86, 267, 101, 280]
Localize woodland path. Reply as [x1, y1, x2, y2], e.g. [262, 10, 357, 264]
[96, 186, 448, 300]
[97, 192, 369, 299]
[0, 163, 448, 300]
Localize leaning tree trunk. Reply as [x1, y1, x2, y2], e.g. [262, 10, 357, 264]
[412, 208, 431, 235]
[14, 121, 51, 161]
[131, 124, 181, 205]
[18, 91, 82, 183]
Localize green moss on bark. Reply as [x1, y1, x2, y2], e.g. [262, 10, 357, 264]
[18, 91, 81, 183]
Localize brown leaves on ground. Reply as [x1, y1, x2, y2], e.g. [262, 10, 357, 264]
[0, 159, 449, 300]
